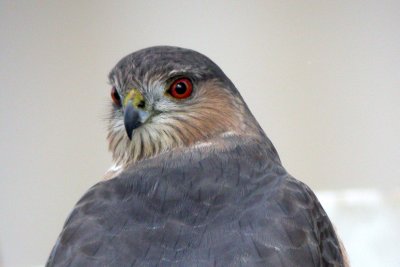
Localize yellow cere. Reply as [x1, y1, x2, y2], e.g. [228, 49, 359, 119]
[124, 88, 144, 108]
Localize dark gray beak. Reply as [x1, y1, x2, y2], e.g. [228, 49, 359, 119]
[124, 104, 142, 140]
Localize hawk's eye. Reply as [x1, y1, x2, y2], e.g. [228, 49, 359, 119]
[168, 78, 193, 99]
[111, 87, 122, 107]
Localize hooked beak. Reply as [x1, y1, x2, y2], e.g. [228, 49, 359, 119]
[124, 103, 142, 140]
[123, 89, 150, 140]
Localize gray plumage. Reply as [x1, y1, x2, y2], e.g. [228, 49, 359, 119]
[47, 46, 346, 266]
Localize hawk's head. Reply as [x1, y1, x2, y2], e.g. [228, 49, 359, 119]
[107, 46, 262, 168]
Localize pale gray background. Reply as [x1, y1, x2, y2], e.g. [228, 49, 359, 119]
[1, 1, 399, 266]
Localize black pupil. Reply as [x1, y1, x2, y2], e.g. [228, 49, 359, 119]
[175, 82, 187, 94]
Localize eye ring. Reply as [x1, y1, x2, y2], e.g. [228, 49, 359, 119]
[111, 87, 122, 107]
[168, 78, 193, 99]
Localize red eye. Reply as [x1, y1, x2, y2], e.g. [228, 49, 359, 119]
[168, 78, 193, 99]
[111, 87, 121, 106]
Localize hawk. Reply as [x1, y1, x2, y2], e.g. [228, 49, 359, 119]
[47, 46, 348, 266]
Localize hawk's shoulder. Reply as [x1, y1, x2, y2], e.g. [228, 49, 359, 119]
[243, 174, 346, 266]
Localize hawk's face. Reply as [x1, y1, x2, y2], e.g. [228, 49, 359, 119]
[107, 46, 259, 166]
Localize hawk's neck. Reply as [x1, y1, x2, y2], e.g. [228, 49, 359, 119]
[104, 133, 280, 180]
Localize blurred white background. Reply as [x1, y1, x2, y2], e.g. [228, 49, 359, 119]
[0, 1, 399, 266]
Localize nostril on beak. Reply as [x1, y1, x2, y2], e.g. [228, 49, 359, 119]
[137, 100, 145, 109]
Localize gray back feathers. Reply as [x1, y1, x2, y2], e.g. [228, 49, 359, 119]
[47, 136, 344, 266]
